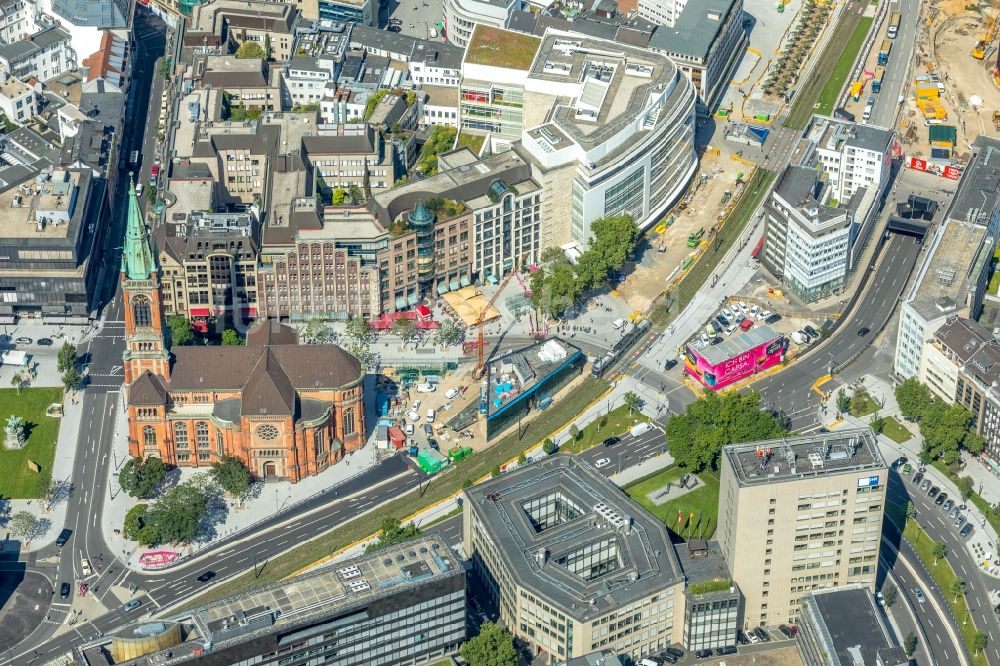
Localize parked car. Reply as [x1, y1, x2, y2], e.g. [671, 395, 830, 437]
[423, 424, 433, 437]
[716, 646, 737, 655]
[779, 624, 798, 638]
[747, 630, 760, 644]
[428, 439, 439, 451]
[664, 358, 678, 370]
[55, 529, 72, 547]
[415, 383, 436, 393]
[664, 647, 684, 658]
[196, 571, 215, 583]
[920, 479, 930, 492]
[603, 436, 620, 448]
[722, 307, 735, 319]
[426, 408, 436, 423]
[59, 582, 71, 598]
[595, 458, 611, 469]
[411, 399, 422, 411]
[955, 514, 966, 528]
[695, 649, 713, 659]
[749, 304, 760, 316]
[37, 338, 53, 346]
[150, 164, 160, 182]
[737, 301, 749, 313]
[912, 471, 924, 485]
[759, 309, 772, 320]
[405, 411, 419, 423]
[725, 324, 738, 335]
[935, 492, 947, 506]
[913, 587, 926, 603]
[942, 499, 954, 512]
[445, 387, 460, 399]
[14, 336, 31, 344]
[404, 422, 414, 436]
[928, 486, 939, 498]
[804, 325, 819, 339]
[754, 627, 771, 642]
[960, 523, 975, 538]
[737, 630, 751, 645]
[765, 313, 781, 324]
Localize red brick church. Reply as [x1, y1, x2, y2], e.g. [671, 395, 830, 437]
[120, 180, 365, 482]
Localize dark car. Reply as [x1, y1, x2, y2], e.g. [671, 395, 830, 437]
[754, 627, 771, 642]
[765, 313, 782, 324]
[196, 571, 215, 583]
[960, 523, 975, 538]
[661, 654, 678, 664]
[804, 326, 819, 339]
[695, 649, 713, 658]
[663, 358, 678, 371]
[935, 492, 947, 506]
[716, 315, 729, 327]
[37, 338, 53, 346]
[428, 438, 440, 451]
[779, 624, 797, 638]
[912, 471, 924, 484]
[716, 646, 738, 655]
[55, 528, 72, 547]
[737, 630, 750, 644]
[423, 424, 433, 437]
[928, 486, 940, 498]
[59, 582, 71, 598]
[857, 327, 870, 336]
[388, 25, 401, 32]
[994, 604, 1000, 616]
[14, 336, 31, 344]
[603, 436, 620, 448]
[664, 647, 684, 658]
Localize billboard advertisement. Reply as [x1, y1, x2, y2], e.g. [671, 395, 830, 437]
[684, 335, 786, 390]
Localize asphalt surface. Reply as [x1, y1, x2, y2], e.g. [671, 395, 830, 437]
[750, 233, 922, 429]
[869, 0, 919, 129]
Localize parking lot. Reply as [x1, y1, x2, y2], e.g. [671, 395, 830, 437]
[384, 0, 443, 40]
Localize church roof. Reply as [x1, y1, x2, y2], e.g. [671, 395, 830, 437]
[241, 348, 297, 416]
[246, 319, 299, 346]
[128, 371, 168, 405]
[121, 176, 158, 280]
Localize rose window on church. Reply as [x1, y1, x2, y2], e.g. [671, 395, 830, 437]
[256, 424, 279, 441]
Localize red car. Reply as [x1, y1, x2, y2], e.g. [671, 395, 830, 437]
[150, 164, 160, 182]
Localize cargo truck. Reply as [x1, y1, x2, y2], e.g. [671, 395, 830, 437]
[872, 66, 885, 93]
[887, 10, 901, 39]
[877, 40, 892, 66]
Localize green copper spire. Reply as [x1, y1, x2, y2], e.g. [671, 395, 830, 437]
[121, 175, 157, 280]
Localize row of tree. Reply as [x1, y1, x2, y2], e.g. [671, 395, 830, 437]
[167, 315, 243, 347]
[894, 379, 985, 467]
[529, 215, 640, 318]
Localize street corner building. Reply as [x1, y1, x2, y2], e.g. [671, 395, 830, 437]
[118, 180, 365, 482]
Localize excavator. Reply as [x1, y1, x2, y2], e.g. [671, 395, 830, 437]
[973, 0, 998, 59]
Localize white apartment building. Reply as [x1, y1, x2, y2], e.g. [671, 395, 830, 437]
[918, 316, 991, 402]
[443, 0, 521, 48]
[348, 24, 464, 87]
[895, 136, 1000, 379]
[639, 0, 689, 27]
[0, 25, 75, 82]
[794, 115, 893, 204]
[0, 0, 38, 44]
[460, 28, 697, 249]
[280, 56, 333, 108]
[0, 74, 34, 124]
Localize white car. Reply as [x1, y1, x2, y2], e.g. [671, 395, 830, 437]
[722, 307, 735, 319]
[595, 457, 611, 468]
[411, 399, 422, 411]
[445, 387, 460, 399]
[426, 408, 436, 423]
[404, 422, 414, 436]
[415, 383, 436, 393]
[749, 304, 759, 316]
[759, 309, 772, 321]
[406, 410, 420, 422]
[738, 301, 749, 314]
[747, 631, 760, 644]
[725, 324, 737, 335]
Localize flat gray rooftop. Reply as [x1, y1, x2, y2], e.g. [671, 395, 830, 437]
[803, 586, 892, 665]
[948, 135, 1000, 226]
[723, 428, 886, 486]
[464, 455, 683, 619]
[647, 0, 739, 60]
[694, 324, 782, 366]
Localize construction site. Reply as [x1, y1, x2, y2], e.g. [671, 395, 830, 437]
[896, 0, 1000, 162]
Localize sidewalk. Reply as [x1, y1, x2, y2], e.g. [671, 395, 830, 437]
[824, 374, 1000, 579]
[99, 394, 386, 571]
[4, 391, 84, 553]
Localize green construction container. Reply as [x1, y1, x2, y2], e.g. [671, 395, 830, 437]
[417, 448, 451, 474]
[448, 446, 473, 461]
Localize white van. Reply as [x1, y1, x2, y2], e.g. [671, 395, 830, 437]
[862, 103, 874, 121]
[612, 318, 627, 330]
[630, 422, 653, 437]
[134, 183, 144, 197]
[426, 408, 436, 423]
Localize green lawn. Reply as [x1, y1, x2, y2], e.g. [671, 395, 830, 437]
[849, 391, 880, 417]
[785, 14, 873, 129]
[456, 132, 485, 154]
[882, 416, 912, 444]
[179, 377, 611, 610]
[903, 517, 989, 666]
[561, 404, 649, 454]
[625, 466, 720, 539]
[0, 388, 63, 498]
[675, 170, 775, 313]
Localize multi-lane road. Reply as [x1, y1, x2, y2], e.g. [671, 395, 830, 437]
[868, 0, 920, 129]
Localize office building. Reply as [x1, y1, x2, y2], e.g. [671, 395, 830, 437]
[485, 28, 697, 247]
[74, 535, 466, 665]
[45, 0, 130, 28]
[303, 125, 397, 195]
[797, 586, 908, 666]
[154, 210, 261, 324]
[793, 115, 894, 204]
[319, 0, 375, 25]
[444, 0, 522, 48]
[918, 315, 990, 402]
[188, 0, 299, 62]
[347, 24, 465, 88]
[952, 333, 1000, 460]
[463, 455, 687, 662]
[645, 0, 747, 112]
[717, 429, 887, 628]
[280, 56, 334, 108]
[894, 136, 1000, 379]
[673, 540, 741, 652]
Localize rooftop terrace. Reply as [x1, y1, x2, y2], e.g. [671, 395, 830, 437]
[723, 428, 886, 486]
[464, 25, 541, 71]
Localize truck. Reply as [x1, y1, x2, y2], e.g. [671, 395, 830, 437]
[871, 66, 885, 93]
[887, 10, 901, 39]
[878, 40, 892, 66]
[687, 228, 705, 247]
[129, 149, 139, 168]
[388, 426, 406, 450]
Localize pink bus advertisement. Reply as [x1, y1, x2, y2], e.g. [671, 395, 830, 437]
[684, 332, 786, 390]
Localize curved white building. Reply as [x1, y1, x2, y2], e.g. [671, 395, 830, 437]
[513, 30, 698, 246]
[442, 0, 519, 47]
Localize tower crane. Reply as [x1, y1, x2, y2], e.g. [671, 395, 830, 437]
[473, 257, 524, 378]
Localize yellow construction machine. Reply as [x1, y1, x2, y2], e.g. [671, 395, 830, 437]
[974, 0, 999, 59]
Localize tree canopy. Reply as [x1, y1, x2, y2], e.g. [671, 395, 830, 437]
[895, 379, 981, 470]
[57, 342, 77, 373]
[895, 378, 934, 421]
[168, 315, 196, 346]
[210, 456, 252, 499]
[118, 456, 168, 499]
[461, 622, 518, 666]
[146, 478, 211, 544]
[365, 515, 421, 553]
[235, 41, 267, 59]
[221, 329, 243, 345]
[664, 390, 788, 471]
